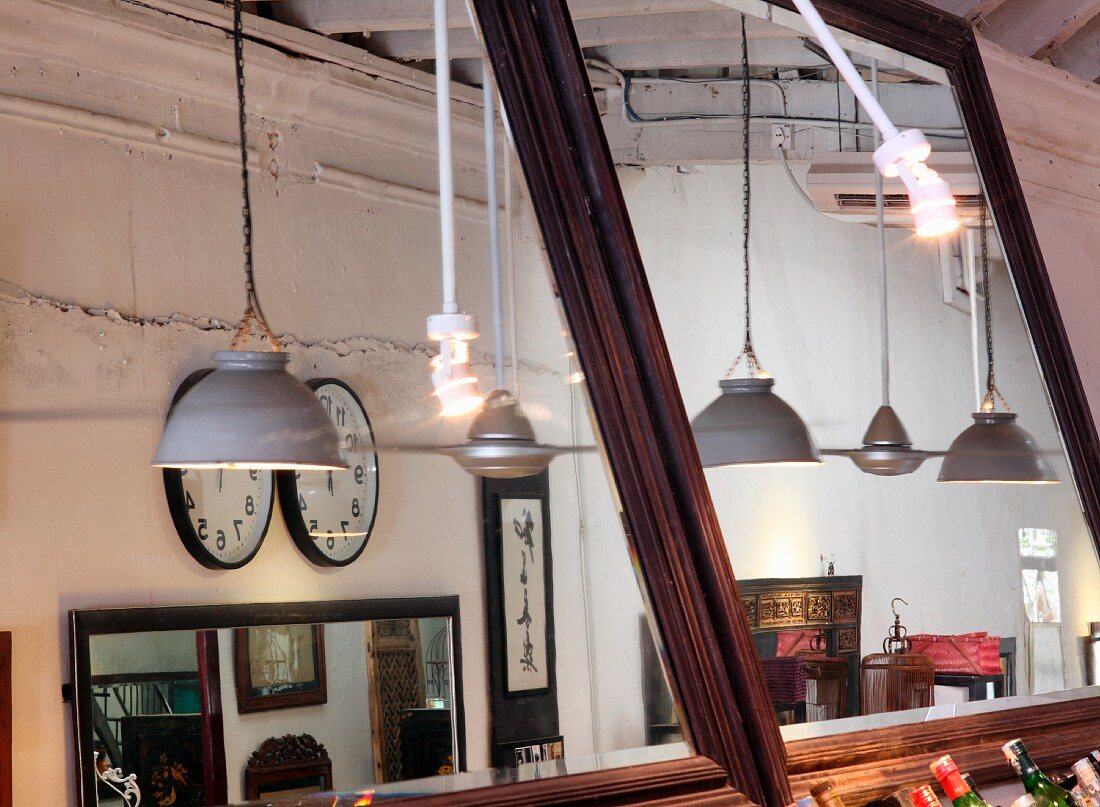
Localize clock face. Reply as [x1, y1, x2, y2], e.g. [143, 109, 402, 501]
[169, 468, 275, 568]
[277, 379, 379, 566]
[162, 369, 276, 570]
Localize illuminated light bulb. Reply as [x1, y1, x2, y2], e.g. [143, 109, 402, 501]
[911, 170, 959, 238]
[431, 348, 483, 417]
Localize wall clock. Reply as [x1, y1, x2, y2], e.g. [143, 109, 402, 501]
[277, 378, 379, 566]
[163, 370, 276, 570]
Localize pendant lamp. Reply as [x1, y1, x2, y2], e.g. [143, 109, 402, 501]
[153, 1, 344, 471]
[444, 67, 557, 478]
[690, 15, 820, 469]
[427, 0, 482, 418]
[847, 61, 928, 477]
[938, 203, 1058, 485]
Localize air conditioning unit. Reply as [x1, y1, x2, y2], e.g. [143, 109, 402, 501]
[805, 151, 981, 227]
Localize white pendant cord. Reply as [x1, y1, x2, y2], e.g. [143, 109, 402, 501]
[790, 0, 899, 142]
[435, 0, 458, 315]
[482, 60, 507, 390]
[503, 135, 521, 396]
[872, 59, 889, 408]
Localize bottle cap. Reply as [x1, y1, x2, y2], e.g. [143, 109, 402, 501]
[930, 756, 959, 779]
[1002, 739, 1025, 772]
[910, 785, 941, 807]
[811, 782, 837, 799]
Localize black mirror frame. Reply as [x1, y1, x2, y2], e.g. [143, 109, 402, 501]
[70, 597, 465, 806]
[469, 0, 1100, 804]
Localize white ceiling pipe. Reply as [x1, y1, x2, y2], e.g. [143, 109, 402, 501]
[435, 0, 457, 315]
[482, 58, 507, 391]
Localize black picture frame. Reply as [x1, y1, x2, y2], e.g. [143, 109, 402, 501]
[483, 473, 555, 698]
[69, 597, 466, 807]
[481, 471, 560, 767]
[275, 377, 380, 568]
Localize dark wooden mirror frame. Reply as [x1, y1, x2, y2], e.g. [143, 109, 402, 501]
[69, 597, 465, 806]
[466, 0, 1100, 805]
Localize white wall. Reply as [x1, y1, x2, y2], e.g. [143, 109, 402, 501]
[618, 159, 1100, 695]
[0, 1, 652, 803]
[217, 623, 372, 804]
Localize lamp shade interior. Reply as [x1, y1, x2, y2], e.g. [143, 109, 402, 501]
[153, 351, 347, 470]
[691, 377, 821, 468]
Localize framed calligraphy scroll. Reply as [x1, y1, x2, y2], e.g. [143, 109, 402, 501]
[481, 471, 559, 766]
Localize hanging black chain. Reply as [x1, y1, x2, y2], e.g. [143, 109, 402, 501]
[230, 0, 278, 350]
[979, 198, 1007, 412]
[728, 13, 763, 378]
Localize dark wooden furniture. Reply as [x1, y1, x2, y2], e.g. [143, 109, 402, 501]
[401, 709, 456, 778]
[244, 734, 333, 800]
[741, 576, 863, 720]
[70, 598, 465, 807]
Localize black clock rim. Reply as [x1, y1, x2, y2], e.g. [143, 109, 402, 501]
[277, 377, 380, 568]
[162, 369, 277, 571]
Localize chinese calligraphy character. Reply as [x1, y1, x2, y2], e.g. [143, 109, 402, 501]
[513, 507, 538, 674]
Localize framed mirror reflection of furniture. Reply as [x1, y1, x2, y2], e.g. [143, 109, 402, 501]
[69, 598, 464, 806]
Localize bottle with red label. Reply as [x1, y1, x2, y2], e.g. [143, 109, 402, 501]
[930, 755, 992, 807]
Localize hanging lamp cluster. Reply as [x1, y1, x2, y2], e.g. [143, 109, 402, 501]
[153, 0, 344, 472]
[690, 15, 821, 469]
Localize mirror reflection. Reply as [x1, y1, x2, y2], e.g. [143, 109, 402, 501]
[88, 616, 459, 804]
[584, 0, 1100, 737]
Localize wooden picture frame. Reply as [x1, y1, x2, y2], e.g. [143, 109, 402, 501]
[233, 624, 328, 713]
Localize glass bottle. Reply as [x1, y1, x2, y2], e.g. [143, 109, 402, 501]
[1002, 739, 1075, 807]
[963, 774, 983, 802]
[812, 781, 847, 807]
[930, 756, 990, 807]
[1074, 760, 1100, 807]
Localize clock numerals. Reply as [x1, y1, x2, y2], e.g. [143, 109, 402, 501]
[278, 379, 379, 567]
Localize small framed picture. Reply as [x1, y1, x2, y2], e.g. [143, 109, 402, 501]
[234, 624, 327, 713]
[495, 736, 565, 769]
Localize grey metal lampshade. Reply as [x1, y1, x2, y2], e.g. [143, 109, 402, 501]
[938, 411, 1058, 485]
[442, 389, 558, 478]
[153, 351, 347, 470]
[849, 405, 928, 476]
[691, 377, 821, 468]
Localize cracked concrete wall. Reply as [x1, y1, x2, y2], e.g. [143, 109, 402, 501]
[0, 1, 654, 803]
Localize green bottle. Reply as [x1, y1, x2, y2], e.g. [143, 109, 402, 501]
[1002, 739, 1075, 807]
[930, 756, 990, 807]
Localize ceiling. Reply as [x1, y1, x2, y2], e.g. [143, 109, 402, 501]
[255, 0, 1100, 84]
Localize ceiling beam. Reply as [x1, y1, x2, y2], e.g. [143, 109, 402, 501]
[978, 0, 1100, 56]
[361, 11, 797, 62]
[924, 0, 1012, 20]
[1045, 11, 1100, 80]
[271, 0, 724, 36]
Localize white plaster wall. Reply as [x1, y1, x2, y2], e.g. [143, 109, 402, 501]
[216, 623, 372, 804]
[0, 1, 653, 803]
[90, 630, 197, 677]
[619, 160, 1100, 693]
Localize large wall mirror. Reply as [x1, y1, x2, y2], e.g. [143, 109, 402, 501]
[542, 0, 1100, 789]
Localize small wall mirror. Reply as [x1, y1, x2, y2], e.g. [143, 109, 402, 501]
[72, 599, 466, 804]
